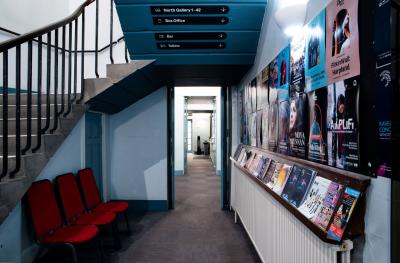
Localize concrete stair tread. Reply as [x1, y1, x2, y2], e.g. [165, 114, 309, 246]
[106, 60, 155, 84]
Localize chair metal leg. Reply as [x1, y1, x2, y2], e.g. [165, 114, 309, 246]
[95, 235, 105, 263]
[65, 243, 79, 263]
[33, 245, 45, 263]
[112, 221, 122, 250]
[124, 211, 132, 234]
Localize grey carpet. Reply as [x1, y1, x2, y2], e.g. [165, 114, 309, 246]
[192, 155, 211, 160]
[40, 157, 261, 263]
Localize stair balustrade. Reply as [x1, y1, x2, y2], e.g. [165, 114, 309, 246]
[0, 0, 128, 180]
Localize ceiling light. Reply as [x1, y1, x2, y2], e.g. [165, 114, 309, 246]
[275, 0, 309, 37]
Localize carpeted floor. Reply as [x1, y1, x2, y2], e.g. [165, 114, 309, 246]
[40, 156, 261, 263]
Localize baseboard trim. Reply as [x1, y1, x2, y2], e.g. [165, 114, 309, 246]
[120, 200, 169, 212]
[174, 170, 184, 176]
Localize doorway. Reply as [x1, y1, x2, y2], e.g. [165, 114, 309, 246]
[169, 87, 227, 209]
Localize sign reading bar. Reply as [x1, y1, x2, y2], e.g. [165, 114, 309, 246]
[155, 32, 227, 41]
[153, 17, 229, 25]
[151, 6, 229, 15]
[157, 42, 226, 50]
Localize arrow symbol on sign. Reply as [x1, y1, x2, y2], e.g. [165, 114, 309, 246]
[221, 18, 226, 24]
[219, 34, 224, 38]
[221, 7, 227, 13]
[218, 43, 224, 48]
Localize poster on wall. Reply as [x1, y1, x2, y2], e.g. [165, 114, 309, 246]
[278, 100, 290, 155]
[251, 78, 257, 113]
[256, 111, 263, 148]
[290, 34, 306, 96]
[326, 0, 360, 83]
[261, 108, 269, 149]
[278, 46, 290, 101]
[375, 51, 393, 178]
[245, 83, 252, 114]
[250, 112, 257, 147]
[305, 9, 328, 91]
[269, 56, 279, 91]
[288, 93, 308, 158]
[308, 88, 328, 164]
[327, 76, 360, 171]
[257, 67, 269, 111]
[268, 100, 278, 152]
[239, 89, 244, 143]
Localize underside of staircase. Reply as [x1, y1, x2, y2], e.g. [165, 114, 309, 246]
[0, 60, 155, 224]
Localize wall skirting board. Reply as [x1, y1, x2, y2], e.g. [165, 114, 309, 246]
[123, 200, 169, 212]
[174, 170, 184, 176]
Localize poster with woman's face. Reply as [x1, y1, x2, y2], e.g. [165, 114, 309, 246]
[250, 112, 257, 147]
[278, 45, 290, 102]
[257, 67, 269, 111]
[327, 76, 360, 171]
[278, 100, 290, 155]
[290, 34, 306, 97]
[288, 93, 308, 159]
[268, 98, 278, 152]
[308, 88, 328, 164]
[251, 78, 257, 113]
[305, 9, 328, 91]
[261, 108, 269, 150]
[256, 110, 263, 148]
[326, 0, 360, 83]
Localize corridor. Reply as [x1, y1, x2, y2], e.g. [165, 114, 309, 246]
[112, 155, 261, 263]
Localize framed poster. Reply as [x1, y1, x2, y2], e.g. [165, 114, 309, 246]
[288, 93, 308, 159]
[261, 108, 269, 149]
[251, 78, 257, 113]
[268, 99, 279, 152]
[290, 34, 306, 96]
[305, 9, 328, 91]
[257, 67, 269, 111]
[326, 0, 360, 83]
[327, 76, 360, 171]
[278, 100, 290, 155]
[308, 87, 328, 164]
[278, 45, 290, 102]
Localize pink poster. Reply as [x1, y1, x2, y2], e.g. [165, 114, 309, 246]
[326, 0, 360, 84]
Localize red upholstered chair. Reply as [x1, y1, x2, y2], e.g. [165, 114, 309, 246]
[77, 168, 131, 233]
[55, 173, 121, 248]
[26, 180, 102, 263]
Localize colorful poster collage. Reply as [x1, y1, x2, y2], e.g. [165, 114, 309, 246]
[239, 0, 362, 174]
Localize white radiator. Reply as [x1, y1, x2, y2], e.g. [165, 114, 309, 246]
[231, 164, 353, 263]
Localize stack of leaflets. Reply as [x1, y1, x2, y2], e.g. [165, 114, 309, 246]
[327, 187, 360, 241]
[298, 176, 331, 219]
[281, 165, 317, 207]
[271, 164, 292, 195]
[266, 163, 284, 189]
[313, 182, 344, 230]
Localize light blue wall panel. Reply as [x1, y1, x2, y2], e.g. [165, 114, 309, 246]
[0, 117, 85, 263]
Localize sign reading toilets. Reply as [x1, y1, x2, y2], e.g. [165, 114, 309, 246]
[326, 0, 360, 83]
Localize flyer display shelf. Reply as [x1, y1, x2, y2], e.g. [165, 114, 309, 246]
[230, 145, 371, 245]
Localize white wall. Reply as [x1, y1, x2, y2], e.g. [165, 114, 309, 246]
[108, 87, 168, 201]
[191, 113, 211, 153]
[0, 116, 86, 263]
[235, 1, 391, 262]
[0, 0, 127, 90]
[174, 87, 222, 174]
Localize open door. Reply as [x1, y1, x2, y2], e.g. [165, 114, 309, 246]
[167, 86, 175, 209]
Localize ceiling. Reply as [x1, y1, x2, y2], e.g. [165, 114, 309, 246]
[115, 0, 268, 86]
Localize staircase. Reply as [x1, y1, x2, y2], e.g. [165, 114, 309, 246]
[0, 95, 86, 222]
[0, 0, 163, 224]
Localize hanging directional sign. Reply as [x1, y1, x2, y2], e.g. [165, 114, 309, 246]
[155, 32, 227, 41]
[157, 42, 226, 50]
[153, 16, 229, 25]
[151, 6, 230, 15]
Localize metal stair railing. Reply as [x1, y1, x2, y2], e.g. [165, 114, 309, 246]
[0, 0, 129, 180]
